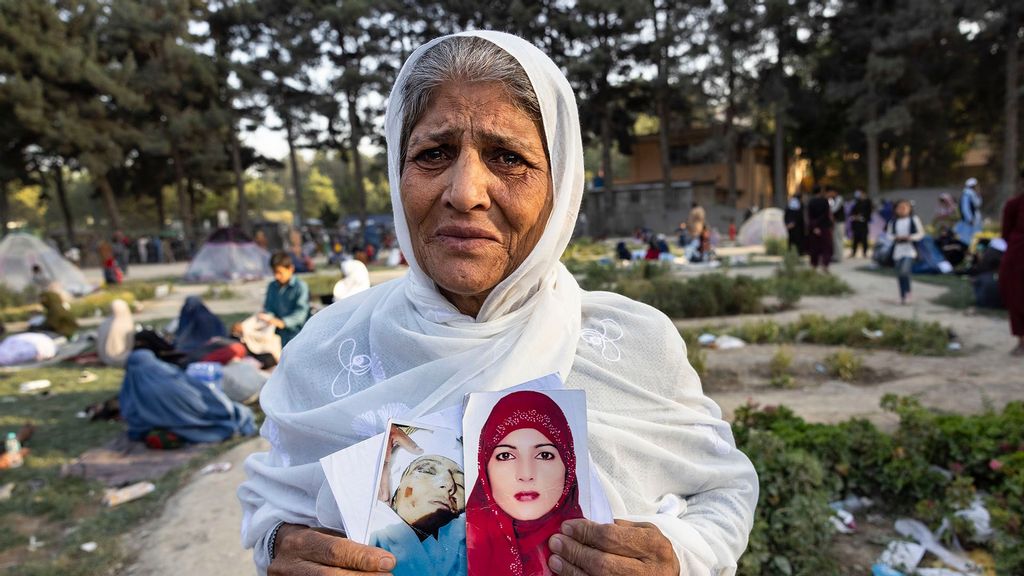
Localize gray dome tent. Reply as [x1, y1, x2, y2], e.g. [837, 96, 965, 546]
[0, 233, 95, 296]
[184, 227, 271, 282]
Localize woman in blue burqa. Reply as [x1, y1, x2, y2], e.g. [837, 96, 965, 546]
[119, 348, 257, 444]
[175, 296, 226, 354]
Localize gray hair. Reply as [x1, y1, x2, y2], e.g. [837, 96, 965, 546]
[398, 36, 542, 165]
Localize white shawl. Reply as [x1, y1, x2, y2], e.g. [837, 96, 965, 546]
[239, 30, 757, 576]
[96, 299, 134, 368]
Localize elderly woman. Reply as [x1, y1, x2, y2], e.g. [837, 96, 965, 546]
[239, 31, 757, 576]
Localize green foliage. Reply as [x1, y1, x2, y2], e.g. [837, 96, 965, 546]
[303, 273, 342, 297]
[687, 342, 707, 380]
[763, 237, 788, 256]
[769, 346, 795, 388]
[737, 431, 836, 576]
[201, 284, 239, 300]
[769, 250, 852, 310]
[735, 398, 1024, 572]
[823, 349, 863, 381]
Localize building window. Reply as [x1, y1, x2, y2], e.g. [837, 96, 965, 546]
[629, 190, 641, 204]
[669, 145, 691, 166]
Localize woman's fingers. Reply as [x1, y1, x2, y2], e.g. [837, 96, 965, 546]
[270, 559, 393, 576]
[557, 519, 654, 559]
[548, 531, 639, 576]
[274, 524, 395, 573]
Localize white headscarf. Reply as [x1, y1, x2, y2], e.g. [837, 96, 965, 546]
[332, 259, 371, 301]
[240, 31, 755, 576]
[96, 299, 134, 368]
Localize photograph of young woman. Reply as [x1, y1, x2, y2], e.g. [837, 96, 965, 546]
[466, 390, 585, 576]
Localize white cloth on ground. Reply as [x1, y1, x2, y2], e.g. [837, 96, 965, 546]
[96, 299, 135, 368]
[238, 314, 281, 361]
[238, 30, 757, 576]
[0, 332, 58, 366]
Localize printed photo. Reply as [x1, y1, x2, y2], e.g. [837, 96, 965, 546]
[365, 420, 466, 576]
[463, 389, 592, 576]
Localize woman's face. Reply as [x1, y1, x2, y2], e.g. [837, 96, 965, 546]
[895, 202, 911, 217]
[393, 455, 466, 530]
[486, 427, 566, 521]
[400, 81, 552, 309]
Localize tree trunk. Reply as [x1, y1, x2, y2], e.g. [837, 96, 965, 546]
[172, 149, 193, 252]
[1000, 6, 1020, 211]
[345, 88, 368, 245]
[654, 2, 674, 207]
[156, 183, 166, 230]
[232, 125, 248, 232]
[285, 115, 305, 228]
[600, 103, 614, 192]
[53, 162, 75, 244]
[773, 100, 786, 208]
[866, 129, 880, 197]
[95, 173, 123, 231]
[725, 48, 738, 204]
[0, 182, 8, 237]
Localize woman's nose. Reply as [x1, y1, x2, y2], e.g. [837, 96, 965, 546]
[516, 459, 535, 482]
[445, 151, 492, 212]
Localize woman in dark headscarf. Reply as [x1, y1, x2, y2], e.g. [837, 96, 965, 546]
[174, 296, 226, 354]
[466, 391, 584, 576]
[38, 290, 78, 338]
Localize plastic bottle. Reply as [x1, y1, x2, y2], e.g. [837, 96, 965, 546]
[5, 432, 23, 468]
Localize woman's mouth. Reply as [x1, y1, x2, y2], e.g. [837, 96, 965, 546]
[433, 225, 499, 251]
[514, 491, 540, 502]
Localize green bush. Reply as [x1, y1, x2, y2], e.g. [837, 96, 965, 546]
[303, 273, 342, 296]
[737, 431, 836, 576]
[202, 284, 239, 300]
[734, 398, 1024, 572]
[824, 349, 863, 381]
[769, 346, 795, 388]
[764, 237, 788, 256]
[768, 250, 852, 309]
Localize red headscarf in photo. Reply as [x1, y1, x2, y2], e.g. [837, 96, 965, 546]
[466, 391, 584, 576]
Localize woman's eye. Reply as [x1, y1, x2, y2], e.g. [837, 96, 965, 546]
[497, 152, 525, 167]
[414, 148, 446, 163]
[536, 451, 556, 461]
[494, 451, 515, 461]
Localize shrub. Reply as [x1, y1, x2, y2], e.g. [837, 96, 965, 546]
[764, 237, 788, 256]
[687, 342, 707, 380]
[769, 346, 795, 388]
[202, 284, 239, 300]
[737, 431, 836, 576]
[769, 250, 852, 309]
[303, 273, 342, 296]
[824, 349, 863, 381]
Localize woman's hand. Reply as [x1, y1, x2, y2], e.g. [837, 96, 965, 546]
[547, 519, 679, 576]
[376, 426, 422, 502]
[269, 524, 396, 575]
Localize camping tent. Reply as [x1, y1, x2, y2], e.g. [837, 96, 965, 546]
[0, 233, 95, 296]
[184, 227, 271, 282]
[737, 208, 788, 246]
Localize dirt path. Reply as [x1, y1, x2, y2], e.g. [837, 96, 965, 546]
[122, 259, 1023, 574]
[690, 258, 1022, 425]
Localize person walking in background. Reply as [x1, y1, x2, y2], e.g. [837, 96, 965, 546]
[260, 251, 310, 347]
[806, 186, 834, 271]
[688, 201, 706, 238]
[999, 173, 1024, 356]
[849, 189, 873, 258]
[957, 177, 983, 245]
[784, 195, 806, 255]
[828, 187, 845, 263]
[887, 200, 925, 305]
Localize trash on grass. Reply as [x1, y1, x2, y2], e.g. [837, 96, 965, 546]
[199, 462, 232, 475]
[953, 496, 992, 542]
[78, 371, 98, 384]
[830, 508, 856, 534]
[814, 363, 827, 374]
[862, 328, 884, 339]
[872, 564, 905, 576]
[830, 495, 875, 512]
[102, 481, 156, 507]
[19, 380, 51, 394]
[0, 482, 14, 501]
[714, 335, 746, 350]
[697, 333, 717, 347]
[80, 541, 98, 552]
[28, 535, 45, 552]
[877, 540, 926, 573]
[894, 518, 979, 574]
[947, 342, 962, 351]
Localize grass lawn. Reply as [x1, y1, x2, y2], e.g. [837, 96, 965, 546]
[858, 266, 1007, 315]
[0, 311, 259, 575]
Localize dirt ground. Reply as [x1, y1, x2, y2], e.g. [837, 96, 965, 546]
[120, 258, 1024, 575]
